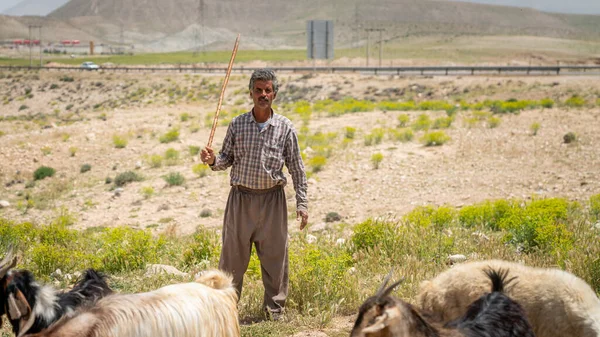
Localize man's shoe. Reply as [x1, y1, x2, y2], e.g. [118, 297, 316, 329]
[264, 307, 284, 321]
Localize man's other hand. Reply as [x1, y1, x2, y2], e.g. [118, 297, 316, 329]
[297, 210, 308, 230]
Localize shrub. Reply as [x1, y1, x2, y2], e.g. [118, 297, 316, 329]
[33, 166, 56, 181]
[351, 218, 398, 253]
[389, 128, 414, 142]
[40, 146, 52, 156]
[564, 95, 585, 108]
[164, 148, 180, 165]
[432, 116, 453, 129]
[371, 153, 384, 169]
[458, 199, 514, 231]
[99, 227, 164, 273]
[163, 172, 185, 186]
[183, 227, 220, 267]
[498, 198, 573, 254]
[192, 163, 210, 177]
[530, 122, 541, 136]
[59, 76, 74, 82]
[421, 131, 450, 146]
[487, 116, 501, 129]
[540, 98, 554, 108]
[80, 164, 92, 173]
[344, 126, 356, 139]
[563, 132, 577, 144]
[397, 113, 410, 127]
[148, 154, 163, 168]
[159, 127, 180, 143]
[308, 155, 327, 173]
[180, 113, 190, 122]
[288, 243, 356, 318]
[112, 135, 128, 148]
[141, 186, 154, 199]
[19, 104, 28, 111]
[114, 171, 143, 186]
[403, 205, 456, 230]
[325, 212, 342, 223]
[590, 194, 600, 221]
[412, 114, 431, 131]
[49, 84, 59, 90]
[188, 145, 200, 156]
[364, 128, 385, 146]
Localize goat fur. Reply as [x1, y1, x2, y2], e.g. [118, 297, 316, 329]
[417, 259, 600, 337]
[350, 268, 535, 337]
[22, 269, 240, 337]
[0, 250, 112, 337]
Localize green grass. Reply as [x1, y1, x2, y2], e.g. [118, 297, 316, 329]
[0, 195, 599, 336]
[0, 50, 309, 66]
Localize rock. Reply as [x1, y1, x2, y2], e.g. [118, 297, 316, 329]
[0, 200, 10, 208]
[593, 222, 600, 231]
[145, 264, 188, 277]
[113, 188, 124, 197]
[335, 238, 346, 247]
[447, 254, 467, 264]
[135, 161, 143, 169]
[306, 234, 317, 244]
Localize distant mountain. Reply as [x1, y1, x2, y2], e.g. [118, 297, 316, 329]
[48, 0, 600, 47]
[2, 0, 69, 16]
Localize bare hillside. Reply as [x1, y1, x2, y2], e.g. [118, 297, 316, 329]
[47, 0, 600, 48]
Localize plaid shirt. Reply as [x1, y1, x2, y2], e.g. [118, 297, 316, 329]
[210, 110, 308, 212]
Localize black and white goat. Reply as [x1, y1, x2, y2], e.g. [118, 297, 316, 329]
[350, 268, 535, 337]
[0, 248, 113, 337]
[22, 269, 241, 337]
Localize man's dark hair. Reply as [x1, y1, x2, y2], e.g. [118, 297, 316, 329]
[249, 68, 279, 94]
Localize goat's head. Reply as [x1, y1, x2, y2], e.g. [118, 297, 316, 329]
[1, 247, 37, 336]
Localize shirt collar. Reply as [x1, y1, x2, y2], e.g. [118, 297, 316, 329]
[248, 109, 279, 127]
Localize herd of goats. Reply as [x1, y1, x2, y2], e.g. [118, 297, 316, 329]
[1, 248, 599, 337]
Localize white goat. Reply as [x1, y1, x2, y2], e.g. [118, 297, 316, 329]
[22, 269, 240, 337]
[417, 259, 600, 337]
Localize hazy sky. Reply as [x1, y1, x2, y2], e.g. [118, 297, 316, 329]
[0, 0, 23, 13]
[2, 0, 600, 15]
[453, 0, 600, 14]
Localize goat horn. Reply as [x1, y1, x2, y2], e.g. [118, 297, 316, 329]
[376, 268, 395, 297]
[0, 245, 18, 278]
[381, 278, 405, 299]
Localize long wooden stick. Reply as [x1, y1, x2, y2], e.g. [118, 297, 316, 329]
[207, 34, 240, 148]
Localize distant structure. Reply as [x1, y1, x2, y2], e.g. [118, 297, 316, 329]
[306, 20, 334, 60]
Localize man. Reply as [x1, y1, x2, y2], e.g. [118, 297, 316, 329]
[200, 68, 308, 320]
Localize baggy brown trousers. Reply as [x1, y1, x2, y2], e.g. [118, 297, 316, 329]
[218, 185, 288, 312]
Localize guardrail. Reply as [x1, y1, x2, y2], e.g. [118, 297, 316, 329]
[1, 65, 600, 76]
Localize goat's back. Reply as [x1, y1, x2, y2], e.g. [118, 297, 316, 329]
[417, 259, 600, 337]
[26, 271, 240, 337]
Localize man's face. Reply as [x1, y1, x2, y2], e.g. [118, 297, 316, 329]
[250, 80, 276, 110]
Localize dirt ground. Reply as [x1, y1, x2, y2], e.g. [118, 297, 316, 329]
[1, 70, 600, 336]
[0, 71, 599, 239]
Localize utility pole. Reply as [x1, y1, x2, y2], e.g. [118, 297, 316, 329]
[365, 28, 384, 67]
[38, 26, 42, 67]
[29, 25, 32, 67]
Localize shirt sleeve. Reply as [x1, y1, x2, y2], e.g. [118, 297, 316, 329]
[284, 127, 308, 212]
[209, 124, 234, 171]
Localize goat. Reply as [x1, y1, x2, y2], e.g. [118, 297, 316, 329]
[350, 268, 535, 337]
[22, 269, 241, 337]
[0, 248, 113, 337]
[417, 259, 600, 337]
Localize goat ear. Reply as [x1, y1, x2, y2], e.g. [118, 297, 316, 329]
[361, 306, 402, 334]
[8, 290, 31, 320]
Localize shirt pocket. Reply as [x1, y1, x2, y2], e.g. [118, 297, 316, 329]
[263, 141, 284, 169]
